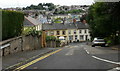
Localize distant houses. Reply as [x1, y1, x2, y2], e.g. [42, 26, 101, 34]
[42, 21, 90, 43]
[23, 14, 91, 44]
[24, 13, 91, 42]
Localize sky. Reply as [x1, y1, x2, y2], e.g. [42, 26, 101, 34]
[0, 0, 95, 8]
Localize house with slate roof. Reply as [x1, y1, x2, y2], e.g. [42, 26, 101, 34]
[42, 22, 90, 43]
[23, 16, 42, 31]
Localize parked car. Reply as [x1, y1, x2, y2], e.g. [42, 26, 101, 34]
[92, 38, 106, 47]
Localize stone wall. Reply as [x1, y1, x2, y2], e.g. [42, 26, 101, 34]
[46, 41, 60, 48]
[0, 35, 42, 56]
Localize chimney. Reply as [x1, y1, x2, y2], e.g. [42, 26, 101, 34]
[73, 19, 76, 24]
[82, 20, 86, 24]
[62, 18, 66, 25]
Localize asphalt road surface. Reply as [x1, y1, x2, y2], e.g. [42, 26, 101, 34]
[14, 43, 120, 71]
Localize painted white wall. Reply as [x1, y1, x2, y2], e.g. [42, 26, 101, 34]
[45, 28, 91, 43]
[67, 29, 90, 42]
[36, 24, 42, 31]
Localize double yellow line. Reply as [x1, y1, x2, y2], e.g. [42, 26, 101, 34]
[13, 49, 62, 71]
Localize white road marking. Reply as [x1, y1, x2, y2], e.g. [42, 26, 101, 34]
[83, 48, 89, 54]
[115, 67, 120, 70]
[65, 49, 74, 55]
[85, 50, 90, 54]
[108, 67, 120, 71]
[74, 46, 78, 47]
[92, 56, 120, 65]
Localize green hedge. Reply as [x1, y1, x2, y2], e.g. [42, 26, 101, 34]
[2, 10, 24, 40]
[46, 36, 56, 41]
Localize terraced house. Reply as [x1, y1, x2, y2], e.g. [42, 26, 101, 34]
[42, 22, 90, 43]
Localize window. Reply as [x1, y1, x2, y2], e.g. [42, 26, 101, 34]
[69, 35, 73, 40]
[74, 30, 76, 34]
[79, 30, 82, 33]
[64, 36, 66, 40]
[57, 31, 59, 35]
[50, 31, 54, 35]
[85, 29, 87, 33]
[62, 31, 66, 35]
[75, 35, 77, 40]
[85, 35, 88, 41]
[80, 35, 84, 40]
[68, 30, 71, 34]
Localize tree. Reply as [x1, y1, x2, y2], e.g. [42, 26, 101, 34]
[87, 2, 120, 44]
[22, 3, 55, 11]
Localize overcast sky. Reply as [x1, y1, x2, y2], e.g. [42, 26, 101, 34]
[0, 0, 95, 8]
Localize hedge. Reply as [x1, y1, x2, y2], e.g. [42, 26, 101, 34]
[2, 10, 24, 40]
[46, 36, 56, 41]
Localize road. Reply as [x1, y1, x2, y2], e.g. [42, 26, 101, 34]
[13, 43, 120, 70]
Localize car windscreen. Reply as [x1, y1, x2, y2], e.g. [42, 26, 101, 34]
[95, 40, 105, 42]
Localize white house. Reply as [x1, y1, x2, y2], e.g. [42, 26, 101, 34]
[42, 22, 91, 43]
[23, 16, 42, 31]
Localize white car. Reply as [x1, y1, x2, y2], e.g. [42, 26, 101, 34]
[92, 38, 106, 47]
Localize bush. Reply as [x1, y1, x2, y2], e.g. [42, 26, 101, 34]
[22, 27, 42, 37]
[30, 30, 42, 37]
[104, 37, 113, 46]
[56, 38, 60, 42]
[46, 36, 57, 41]
[2, 10, 24, 40]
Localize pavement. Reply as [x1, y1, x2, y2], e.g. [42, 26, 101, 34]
[2, 47, 60, 70]
[110, 45, 120, 50]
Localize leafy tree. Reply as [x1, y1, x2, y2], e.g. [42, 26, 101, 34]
[87, 2, 120, 45]
[23, 3, 55, 11]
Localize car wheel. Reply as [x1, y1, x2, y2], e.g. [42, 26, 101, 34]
[102, 44, 105, 47]
[92, 45, 95, 47]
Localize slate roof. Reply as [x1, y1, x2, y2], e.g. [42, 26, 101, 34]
[76, 22, 89, 29]
[23, 16, 40, 27]
[42, 23, 67, 30]
[65, 23, 77, 29]
[42, 22, 89, 30]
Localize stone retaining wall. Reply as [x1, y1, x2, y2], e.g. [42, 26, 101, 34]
[0, 35, 42, 56]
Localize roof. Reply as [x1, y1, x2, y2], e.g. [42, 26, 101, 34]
[51, 14, 69, 16]
[23, 16, 40, 27]
[42, 23, 67, 30]
[42, 22, 89, 30]
[76, 22, 89, 29]
[65, 23, 77, 29]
